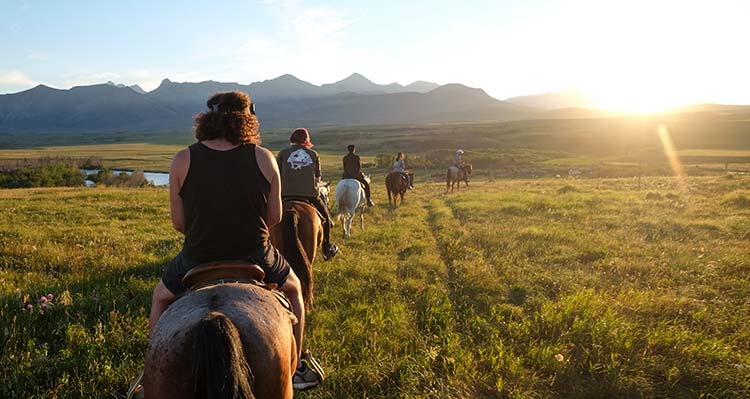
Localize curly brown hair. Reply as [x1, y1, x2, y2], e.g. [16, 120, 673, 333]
[194, 91, 260, 145]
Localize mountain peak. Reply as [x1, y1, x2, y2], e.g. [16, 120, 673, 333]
[337, 73, 373, 84]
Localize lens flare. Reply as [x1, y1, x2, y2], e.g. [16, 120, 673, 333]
[657, 124, 687, 191]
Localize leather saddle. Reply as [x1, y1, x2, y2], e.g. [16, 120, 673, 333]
[181, 260, 293, 316]
[182, 260, 266, 291]
[282, 196, 325, 221]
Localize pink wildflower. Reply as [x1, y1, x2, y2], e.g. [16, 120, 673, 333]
[47, 293, 54, 300]
[26, 304, 33, 310]
[41, 304, 49, 312]
[39, 296, 48, 303]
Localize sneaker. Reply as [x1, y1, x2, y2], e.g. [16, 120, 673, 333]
[367, 198, 375, 207]
[293, 363, 322, 390]
[322, 243, 338, 261]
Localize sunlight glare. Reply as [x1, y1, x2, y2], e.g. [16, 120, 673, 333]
[657, 124, 687, 191]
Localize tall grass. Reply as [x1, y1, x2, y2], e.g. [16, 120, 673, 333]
[1, 175, 749, 398]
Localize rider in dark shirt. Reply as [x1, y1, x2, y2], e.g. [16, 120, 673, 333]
[342, 144, 374, 207]
[276, 128, 339, 260]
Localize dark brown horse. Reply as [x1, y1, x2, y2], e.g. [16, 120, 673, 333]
[269, 199, 322, 306]
[446, 163, 472, 193]
[385, 172, 409, 208]
[144, 280, 297, 399]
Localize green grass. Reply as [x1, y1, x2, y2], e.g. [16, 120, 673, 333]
[3, 111, 750, 176]
[2, 175, 749, 398]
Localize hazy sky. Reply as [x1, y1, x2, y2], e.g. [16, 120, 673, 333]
[1, 0, 748, 111]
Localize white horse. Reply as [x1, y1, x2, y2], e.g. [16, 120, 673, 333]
[335, 176, 369, 238]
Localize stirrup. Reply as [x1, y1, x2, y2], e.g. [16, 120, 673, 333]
[126, 370, 144, 399]
[303, 350, 326, 380]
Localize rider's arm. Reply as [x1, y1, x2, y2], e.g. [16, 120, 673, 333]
[256, 146, 282, 227]
[169, 148, 190, 234]
[314, 151, 321, 183]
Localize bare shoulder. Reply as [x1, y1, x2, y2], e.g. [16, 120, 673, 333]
[255, 145, 276, 162]
[171, 148, 190, 170]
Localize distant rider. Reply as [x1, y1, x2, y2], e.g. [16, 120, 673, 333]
[453, 149, 468, 180]
[342, 144, 374, 207]
[392, 152, 413, 189]
[277, 128, 339, 260]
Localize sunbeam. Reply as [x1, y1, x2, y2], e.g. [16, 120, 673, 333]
[657, 124, 687, 192]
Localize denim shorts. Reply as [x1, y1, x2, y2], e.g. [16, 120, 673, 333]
[162, 244, 291, 296]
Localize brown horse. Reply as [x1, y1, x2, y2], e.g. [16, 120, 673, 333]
[269, 199, 322, 306]
[144, 282, 297, 398]
[446, 163, 472, 193]
[385, 172, 409, 208]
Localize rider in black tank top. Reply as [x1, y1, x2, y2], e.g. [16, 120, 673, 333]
[149, 91, 324, 392]
[180, 142, 269, 262]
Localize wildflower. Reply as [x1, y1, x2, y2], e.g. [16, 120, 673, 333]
[39, 296, 48, 304]
[26, 304, 33, 310]
[47, 293, 54, 300]
[555, 354, 564, 362]
[41, 304, 49, 312]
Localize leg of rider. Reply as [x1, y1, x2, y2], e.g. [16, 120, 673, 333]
[358, 176, 373, 204]
[148, 281, 175, 337]
[309, 196, 332, 245]
[279, 271, 305, 371]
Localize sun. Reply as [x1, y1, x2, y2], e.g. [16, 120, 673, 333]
[581, 75, 696, 113]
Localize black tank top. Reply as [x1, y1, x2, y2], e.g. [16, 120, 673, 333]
[180, 142, 270, 262]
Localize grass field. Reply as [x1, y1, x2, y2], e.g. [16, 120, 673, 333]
[1, 174, 749, 398]
[2, 111, 750, 176]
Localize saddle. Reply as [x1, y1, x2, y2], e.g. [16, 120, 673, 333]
[282, 196, 326, 221]
[182, 261, 292, 311]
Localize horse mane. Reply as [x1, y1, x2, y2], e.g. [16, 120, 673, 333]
[282, 208, 314, 306]
[192, 311, 256, 399]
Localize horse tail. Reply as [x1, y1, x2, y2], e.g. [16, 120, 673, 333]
[336, 183, 349, 218]
[192, 311, 256, 399]
[282, 208, 314, 306]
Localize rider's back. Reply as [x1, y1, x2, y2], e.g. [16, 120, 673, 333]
[181, 142, 269, 263]
[342, 152, 361, 179]
[277, 145, 319, 198]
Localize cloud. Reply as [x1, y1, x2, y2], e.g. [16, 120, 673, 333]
[0, 70, 36, 87]
[206, 0, 369, 85]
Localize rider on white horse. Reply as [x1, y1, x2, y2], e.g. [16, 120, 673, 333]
[342, 144, 374, 207]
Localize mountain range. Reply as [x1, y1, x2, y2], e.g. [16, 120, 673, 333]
[0, 73, 712, 133]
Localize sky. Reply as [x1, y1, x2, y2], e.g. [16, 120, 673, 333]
[1, 0, 748, 111]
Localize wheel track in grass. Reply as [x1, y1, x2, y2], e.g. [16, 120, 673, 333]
[423, 194, 523, 397]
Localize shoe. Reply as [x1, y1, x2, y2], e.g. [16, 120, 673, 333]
[322, 243, 338, 261]
[408, 185, 413, 190]
[293, 362, 322, 390]
[367, 199, 375, 207]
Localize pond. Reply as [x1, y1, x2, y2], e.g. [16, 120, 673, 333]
[81, 169, 170, 187]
